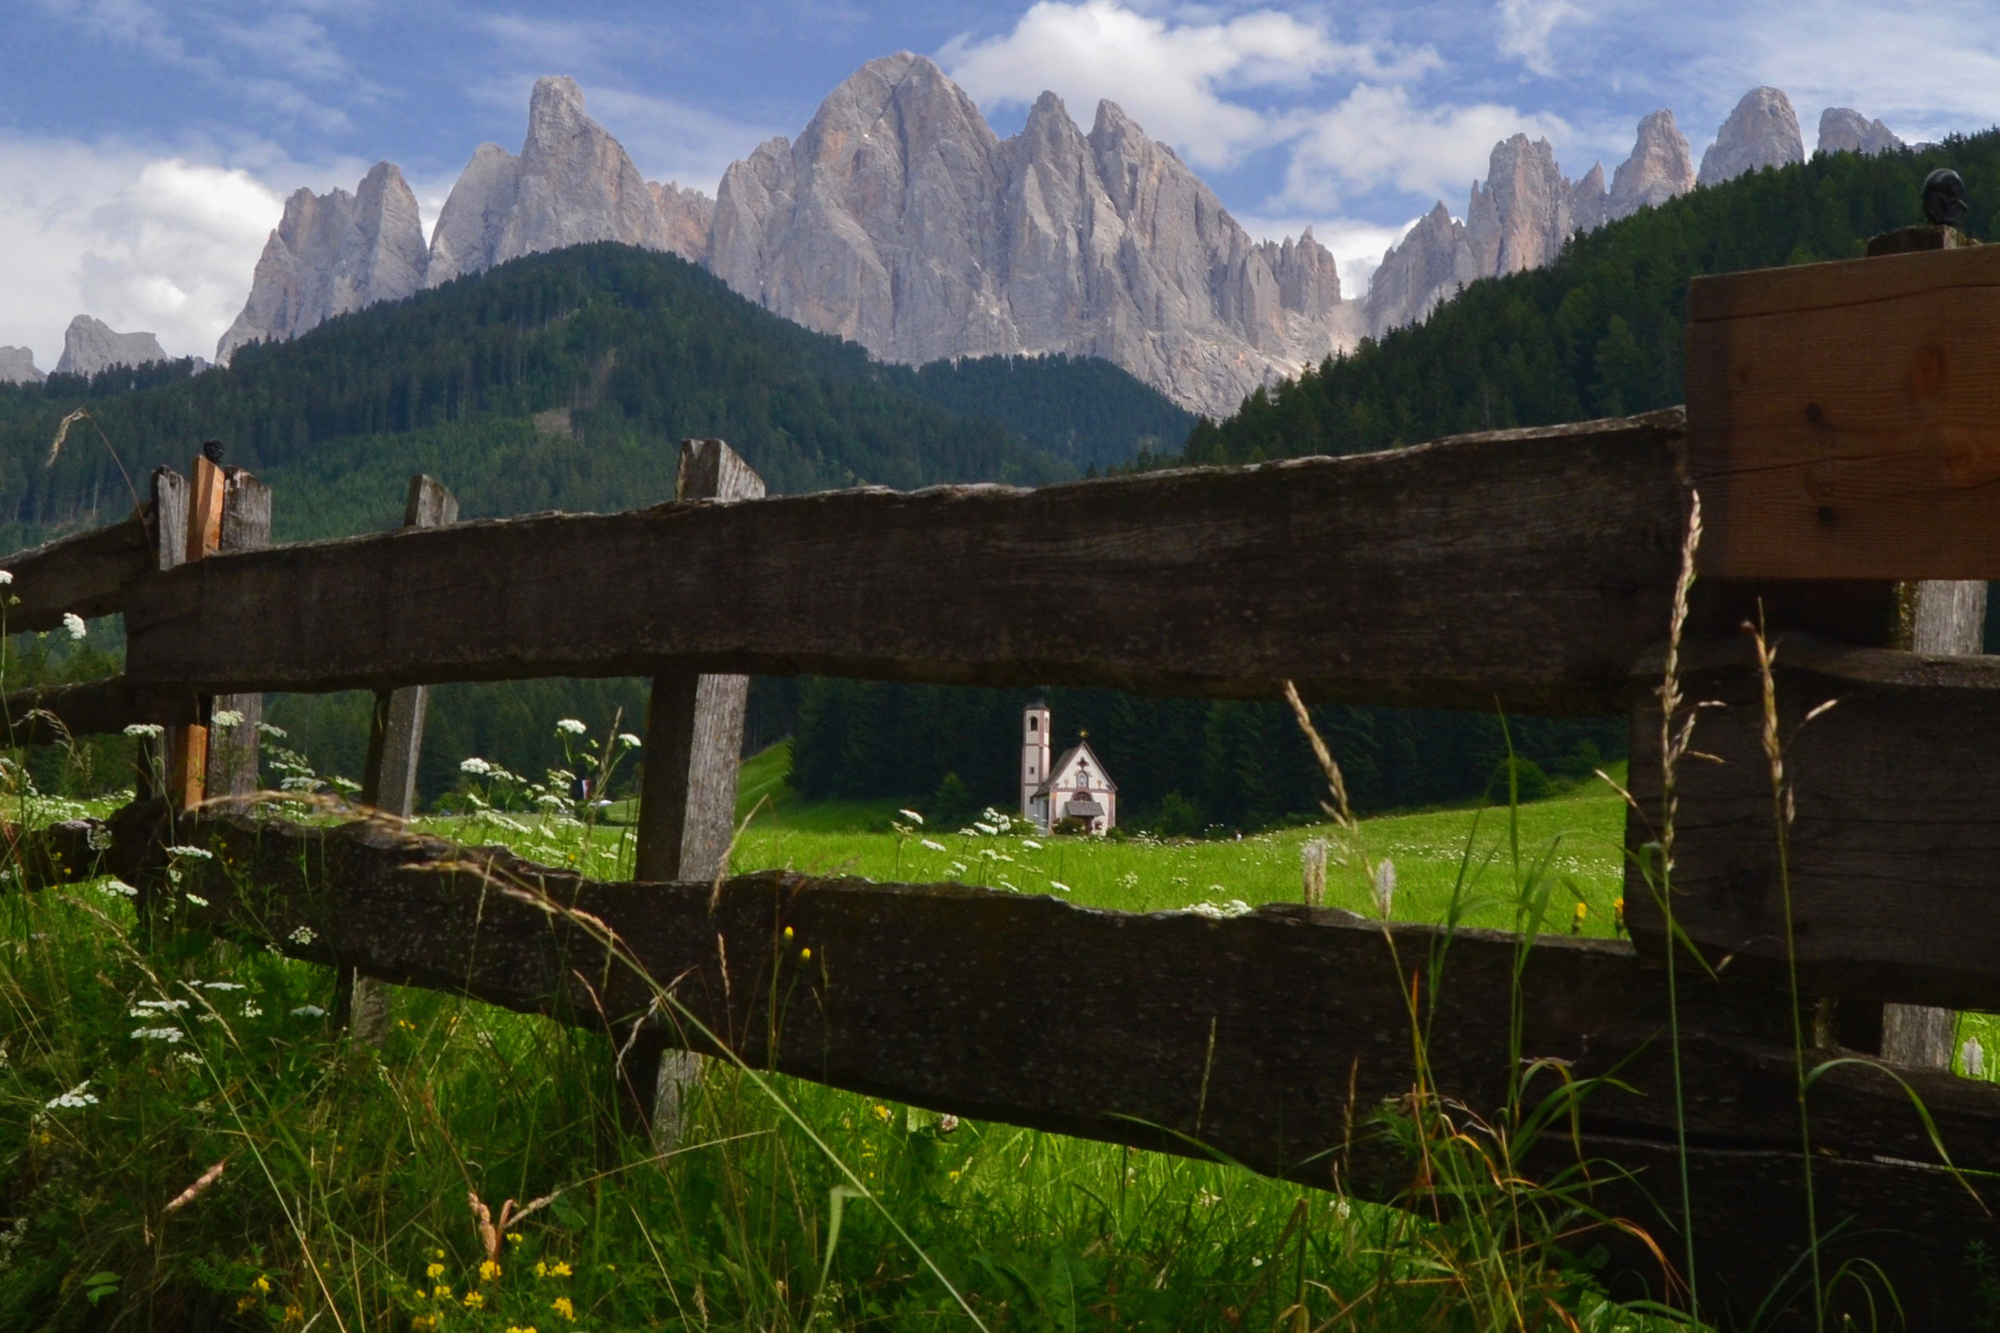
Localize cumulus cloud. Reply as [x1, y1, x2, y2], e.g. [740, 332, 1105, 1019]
[0, 136, 290, 364]
[940, 0, 1437, 169]
[1233, 212, 1413, 298]
[1497, 0, 1587, 78]
[1278, 84, 1570, 212]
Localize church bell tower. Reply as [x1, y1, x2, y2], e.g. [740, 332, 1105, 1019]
[1022, 699, 1052, 826]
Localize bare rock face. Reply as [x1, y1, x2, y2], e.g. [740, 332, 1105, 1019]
[1571, 163, 1608, 235]
[0, 347, 43, 384]
[1366, 135, 1599, 336]
[55, 316, 168, 377]
[1363, 203, 1478, 333]
[1698, 88, 1805, 187]
[429, 77, 712, 288]
[1608, 110, 1696, 221]
[217, 162, 428, 363]
[709, 55, 1354, 416]
[1818, 107, 1904, 157]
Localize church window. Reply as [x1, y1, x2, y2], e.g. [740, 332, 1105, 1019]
[1029, 718, 1038, 731]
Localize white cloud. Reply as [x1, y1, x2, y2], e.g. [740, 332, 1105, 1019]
[1497, 0, 1587, 78]
[0, 136, 292, 364]
[1234, 211, 1413, 297]
[940, 0, 1436, 169]
[1278, 84, 1569, 212]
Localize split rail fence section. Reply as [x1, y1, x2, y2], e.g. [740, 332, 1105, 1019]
[11, 237, 2000, 1326]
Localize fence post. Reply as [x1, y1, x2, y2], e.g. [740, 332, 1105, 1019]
[622, 439, 765, 1140]
[166, 451, 227, 812]
[204, 468, 271, 806]
[136, 467, 187, 802]
[346, 475, 458, 1045]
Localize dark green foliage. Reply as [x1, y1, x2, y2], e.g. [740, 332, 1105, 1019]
[906, 354, 1198, 472]
[1488, 756, 1553, 805]
[786, 679, 1622, 831]
[926, 772, 977, 830]
[1179, 134, 2000, 466]
[1155, 791, 1205, 838]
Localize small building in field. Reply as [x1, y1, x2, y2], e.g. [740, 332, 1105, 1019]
[1020, 701, 1117, 834]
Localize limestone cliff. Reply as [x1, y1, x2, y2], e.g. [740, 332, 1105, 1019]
[0, 347, 43, 384]
[55, 316, 168, 377]
[1698, 87, 1805, 186]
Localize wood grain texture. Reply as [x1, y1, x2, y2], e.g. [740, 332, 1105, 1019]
[0, 678, 201, 745]
[120, 412, 1688, 715]
[1688, 245, 2000, 580]
[137, 468, 187, 802]
[0, 508, 154, 633]
[17, 800, 2000, 1326]
[204, 469, 270, 805]
[1627, 634, 2000, 1011]
[167, 457, 228, 811]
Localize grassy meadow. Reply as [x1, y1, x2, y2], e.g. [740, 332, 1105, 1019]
[0, 736, 1730, 1331]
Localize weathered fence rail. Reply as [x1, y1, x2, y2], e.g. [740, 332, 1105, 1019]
[10, 234, 2000, 1326]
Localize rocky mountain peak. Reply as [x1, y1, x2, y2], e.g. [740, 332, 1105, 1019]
[56, 315, 168, 377]
[1818, 107, 1904, 157]
[1698, 87, 1804, 186]
[217, 161, 427, 363]
[0, 347, 43, 384]
[1608, 110, 1695, 220]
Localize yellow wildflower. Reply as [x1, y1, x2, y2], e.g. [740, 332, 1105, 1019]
[253, 1275, 273, 1294]
[283, 1306, 304, 1324]
[871, 1103, 892, 1122]
[432, 1284, 452, 1300]
[551, 1295, 576, 1321]
[783, 926, 793, 940]
[800, 946, 811, 960]
[506, 1232, 523, 1245]
[463, 1289, 485, 1309]
[505, 1326, 539, 1333]
[426, 1262, 445, 1279]
[412, 1320, 437, 1333]
[235, 1295, 258, 1314]
[479, 1259, 503, 1281]
[546, 1260, 572, 1278]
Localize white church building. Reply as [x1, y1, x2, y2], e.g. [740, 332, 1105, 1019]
[1020, 700, 1117, 834]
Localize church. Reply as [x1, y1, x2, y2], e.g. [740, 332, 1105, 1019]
[1020, 701, 1118, 835]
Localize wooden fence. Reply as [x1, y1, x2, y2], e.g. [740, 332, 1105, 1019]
[9, 236, 2000, 1328]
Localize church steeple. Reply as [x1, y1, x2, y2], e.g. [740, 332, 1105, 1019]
[1022, 699, 1052, 826]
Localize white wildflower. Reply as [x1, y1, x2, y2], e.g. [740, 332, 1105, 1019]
[327, 775, 360, 794]
[45, 1081, 97, 1109]
[98, 879, 137, 898]
[240, 1002, 263, 1018]
[555, 718, 588, 736]
[130, 999, 188, 1014]
[1117, 872, 1140, 890]
[86, 824, 111, 851]
[898, 809, 924, 825]
[183, 893, 209, 907]
[972, 822, 1001, 836]
[1187, 900, 1253, 919]
[210, 709, 244, 729]
[0, 570, 10, 585]
[290, 1004, 327, 1018]
[948, 861, 968, 875]
[460, 757, 493, 776]
[200, 982, 244, 991]
[287, 925, 317, 946]
[165, 845, 214, 861]
[174, 1050, 202, 1066]
[1051, 880, 1072, 893]
[1372, 859, 1398, 918]
[1965, 1039, 1987, 1078]
[920, 839, 946, 853]
[618, 732, 643, 748]
[122, 723, 164, 739]
[131, 1026, 185, 1042]
[61, 611, 85, 640]
[1020, 839, 1042, 850]
[256, 722, 286, 737]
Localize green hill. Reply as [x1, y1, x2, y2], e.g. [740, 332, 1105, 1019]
[1179, 132, 2000, 465]
[0, 243, 1189, 548]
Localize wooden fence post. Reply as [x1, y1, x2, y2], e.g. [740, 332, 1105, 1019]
[346, 476, 458, 1045]
[204, 468, 271, 806]
[166, 452, 227, 812]
[136, 467, 187, 802]
[623, 439, 765, 1140]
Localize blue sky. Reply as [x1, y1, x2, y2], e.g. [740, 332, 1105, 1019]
[5, 0, 2000, 363]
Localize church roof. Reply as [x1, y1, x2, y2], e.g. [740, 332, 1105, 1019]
[1033, 740, 1118, 796]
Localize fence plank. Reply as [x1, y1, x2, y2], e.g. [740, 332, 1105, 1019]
[0, 507, 156, 634]
[165, 456, 227, 811]
[1627, 634, 2000, 1012]
[18, 800, 2000, 1326]
[119, 411, 1689, 715]
[349, 474, 458, 1044]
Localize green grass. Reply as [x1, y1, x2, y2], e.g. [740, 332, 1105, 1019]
[0, 748, 1675, 1331]
[724, 743, 1632, 940]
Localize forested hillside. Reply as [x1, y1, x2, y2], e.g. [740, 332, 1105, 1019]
[1179, 132, 2000, 465]
[0, 242, 1189, 548]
